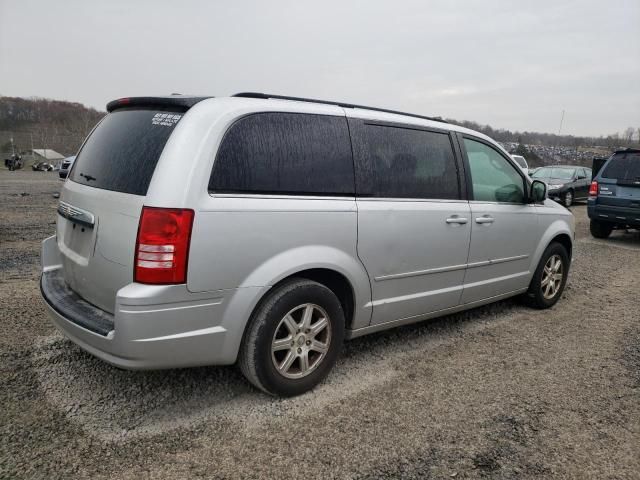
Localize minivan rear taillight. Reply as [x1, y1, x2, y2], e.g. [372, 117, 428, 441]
[589, 181, 598, 196]
[134, 207, 194, 284]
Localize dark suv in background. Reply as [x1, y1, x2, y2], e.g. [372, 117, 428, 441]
[588, 149, 640, 238]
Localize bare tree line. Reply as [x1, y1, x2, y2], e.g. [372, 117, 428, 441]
[1, 95, 637, 159]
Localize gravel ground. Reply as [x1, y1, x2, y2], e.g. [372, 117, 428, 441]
[1, 169, 639, 479]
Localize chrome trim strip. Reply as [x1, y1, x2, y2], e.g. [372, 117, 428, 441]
[373, 254, 529, 281]
[57, 201, 95, 228]
[468, 254, 529, 268]
[133, 326, 226, 342]
[374, 263, 468, 281]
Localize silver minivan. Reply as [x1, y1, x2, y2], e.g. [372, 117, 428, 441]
[41, 93, 574, 396]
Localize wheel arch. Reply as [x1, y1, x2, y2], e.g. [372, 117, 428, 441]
[269, 268, 356, 329]
[529, 220, 574, 276]
[239, 246, 372, 331]
[551, 232, 573, 260]
[229, 265, 368, 365]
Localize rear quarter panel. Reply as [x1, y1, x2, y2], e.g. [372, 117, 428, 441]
[188, 195, 372, 329]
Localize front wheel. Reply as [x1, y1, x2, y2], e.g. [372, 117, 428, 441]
[562, 189, 573, 208]
[523, 242, 569, 309]
[239, 278, 345, 396]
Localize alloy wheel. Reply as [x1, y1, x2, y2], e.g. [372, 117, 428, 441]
[541, 254, 563, 299]
[271, 303, 332, 379]
[564, 191, 573, 207]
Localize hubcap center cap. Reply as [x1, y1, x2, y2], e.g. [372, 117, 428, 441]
[296, 335, 306, 347]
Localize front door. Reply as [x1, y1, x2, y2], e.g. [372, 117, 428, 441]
[348, 117, 471, 325]
[459, 136, 538, 304]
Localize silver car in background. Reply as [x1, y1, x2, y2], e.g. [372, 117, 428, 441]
[40, 93, 574, 396]
[511, 154, 529, 175]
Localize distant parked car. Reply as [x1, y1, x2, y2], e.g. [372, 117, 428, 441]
[588, 148, 640, 238]
[511, 155, 529, 175]
[531, 165, 592, 207]
[32, 161, 54, 171]
[59, 156, 76, 179]
[4, 154, 23, 170]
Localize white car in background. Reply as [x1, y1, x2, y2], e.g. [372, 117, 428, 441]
[511, 155, 529, 175]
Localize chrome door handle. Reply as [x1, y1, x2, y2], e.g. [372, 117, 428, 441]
[475, 216, 494, 224]
[446, 216, 468, 224]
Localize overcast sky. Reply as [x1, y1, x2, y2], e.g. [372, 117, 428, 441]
[1, 0, 638, 137]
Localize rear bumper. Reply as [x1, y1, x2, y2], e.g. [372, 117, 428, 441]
[40, 235, 267, 369]
[587, 201, 640, 227]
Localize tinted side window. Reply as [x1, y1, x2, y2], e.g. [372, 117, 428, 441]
[70, 109, 183, 195]
[351, 123, 460, 199]
[602, 152, 640, 180]
[210, 113, 354, 195]
[463, 138, 525, 203]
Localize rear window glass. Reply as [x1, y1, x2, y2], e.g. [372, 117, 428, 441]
[210, 113, 354, 195]
[69, 109, 182, 195]
[602, 153, 640, 180]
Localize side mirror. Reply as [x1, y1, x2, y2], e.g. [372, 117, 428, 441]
[577, 174, 586, 179]
[530, 180, 547, 203]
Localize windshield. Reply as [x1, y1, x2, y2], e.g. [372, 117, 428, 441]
[69, 109, 183, 195]
[602, 153, 640, 181]
[532, 167, 575, 180]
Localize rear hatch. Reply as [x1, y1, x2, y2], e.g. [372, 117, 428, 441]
[596, 151, 640, 211]
[57, 103, 188, 314]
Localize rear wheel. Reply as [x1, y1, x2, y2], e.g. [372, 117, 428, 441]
[590, 219, 613, 238]
[239, 278, 345, 396]
[562, 189, 573, 207]
[523, 242, 569, 309]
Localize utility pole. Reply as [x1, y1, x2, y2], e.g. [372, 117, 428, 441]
[555, 110, 565, 165]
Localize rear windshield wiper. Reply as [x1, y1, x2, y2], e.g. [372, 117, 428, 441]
[80, 173, 96, 182]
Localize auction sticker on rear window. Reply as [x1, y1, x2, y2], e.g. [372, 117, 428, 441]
[152, 113, 182, 126]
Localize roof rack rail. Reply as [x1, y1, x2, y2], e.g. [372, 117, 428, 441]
[232, 92, 447, 124]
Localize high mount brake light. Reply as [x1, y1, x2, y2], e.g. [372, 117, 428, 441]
[134, 207, 194, 284]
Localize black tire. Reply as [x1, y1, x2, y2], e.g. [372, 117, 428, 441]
[238, 278, 345, 397]
[523, 242, 570, 309]
[562, 189, 574, 208]
[590, 219, 613, 239]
